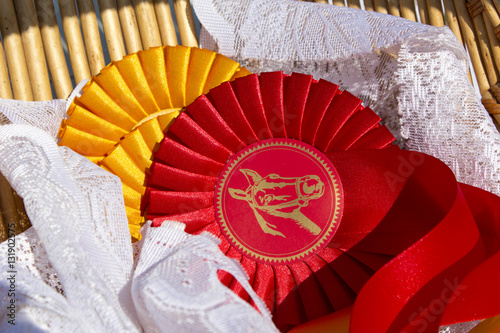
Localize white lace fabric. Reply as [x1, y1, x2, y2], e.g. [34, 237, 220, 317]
[0, 126, 277, 332]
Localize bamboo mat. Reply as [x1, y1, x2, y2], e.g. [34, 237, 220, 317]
[306, 0, 500, 123]
[0, 0, 197, 239]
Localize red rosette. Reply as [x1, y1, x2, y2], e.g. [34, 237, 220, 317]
[143, 71, 394, 329]
[142, 72, 500, 332]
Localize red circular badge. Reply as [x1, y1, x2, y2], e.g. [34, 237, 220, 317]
[215, 139, 344, 265]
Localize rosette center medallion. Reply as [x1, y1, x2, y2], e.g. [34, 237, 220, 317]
[215, 138, 344, 265]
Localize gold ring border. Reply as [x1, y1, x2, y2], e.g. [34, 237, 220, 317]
[215, 139, 343, 265]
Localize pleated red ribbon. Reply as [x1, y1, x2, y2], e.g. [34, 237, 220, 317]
[142, 72, 500, 332]
[291, 149, 500, 332]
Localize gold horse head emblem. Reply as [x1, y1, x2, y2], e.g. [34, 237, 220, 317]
[228, 169, 325, 238]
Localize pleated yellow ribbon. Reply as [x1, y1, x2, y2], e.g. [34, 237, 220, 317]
[58, 45, 250, 241]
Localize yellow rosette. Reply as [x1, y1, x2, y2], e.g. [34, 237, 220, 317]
[58, 46, 250, 240]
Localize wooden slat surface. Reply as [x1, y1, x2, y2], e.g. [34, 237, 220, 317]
[364, 0, 375, 12]
[98, 0, 126, 61]
[135, 0, 162, 50]
[35, 0, 73, 99]
[77, 0, 106, 75]
[0, 38, 13, 99]
[154, 0, 178, 46]
[484, 0, 500, 32]
[427, 0, 445, 27]
[484, 11, 500, 72]
[117, 0, 143, 54]
[418, 0, 431, 24]
[443, 0, 465, 45]
[0, 191, 7, 241]
[492, 0, 500, 14]
[399, 0, 417, 21]
[15, 0, 52, 101]
[173, 0, 198, 47]
[0, 0, 33, 101]
[374, 0, 389, 14]
[0, 0, 500, 243]
[12, 192, 29, 234]
[347, 0, 362, 10]
[59, 0, 91, 83]
[388, 0, 401, 16]
[454, 0, 492, 96]
[471, 6, 499, 87]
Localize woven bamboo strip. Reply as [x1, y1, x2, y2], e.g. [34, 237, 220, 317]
[97, 0, 126, 61]
[0, 0, 33, 101]
[483, 98, 500, 121]
[467, 0, 499, 87]
[0, 173, 19, 237]
[453, 0, 497, 120]
[134, 0, 162, 50]
[493, 85, 500, 105]
[173, 0, 198, 47]
[77, 0, 105, 76]
[426, 0, 445, 26]
[469, 315, 500, 333]
[483, 0, 500, 43]
[468, 0, 485, 18]
[399, 0, 417, 21]
[59, 0, 91, 83]
[490, 0, 500, 60]
[0, 41, 12, 99]
[35, 0, 73, 99]
[486, 17, 500, 66]
[374, 0, 389, 14]
[483, 12, 500, 104]
[364, 0, 375, 12]
[0, 199, 6, 243]
[116, 0, 143, 54]
[388, 0, 401, 16]
[14, 0, 52, 101]
[443, 0, 465, 45]
[12, 191, 30, 233]
[332, 0, 345, 6]
[347, 0, 362, 10]
[418, 0, 431, 24]
[492, 0, 500, 14]
[484, 15, 500, 90]
[454, 0, 490, 93]
[154, 0, 178, 46]
[484, 0, 500, 27]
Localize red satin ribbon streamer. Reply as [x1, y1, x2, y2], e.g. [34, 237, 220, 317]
[292, 148, 500, 333]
